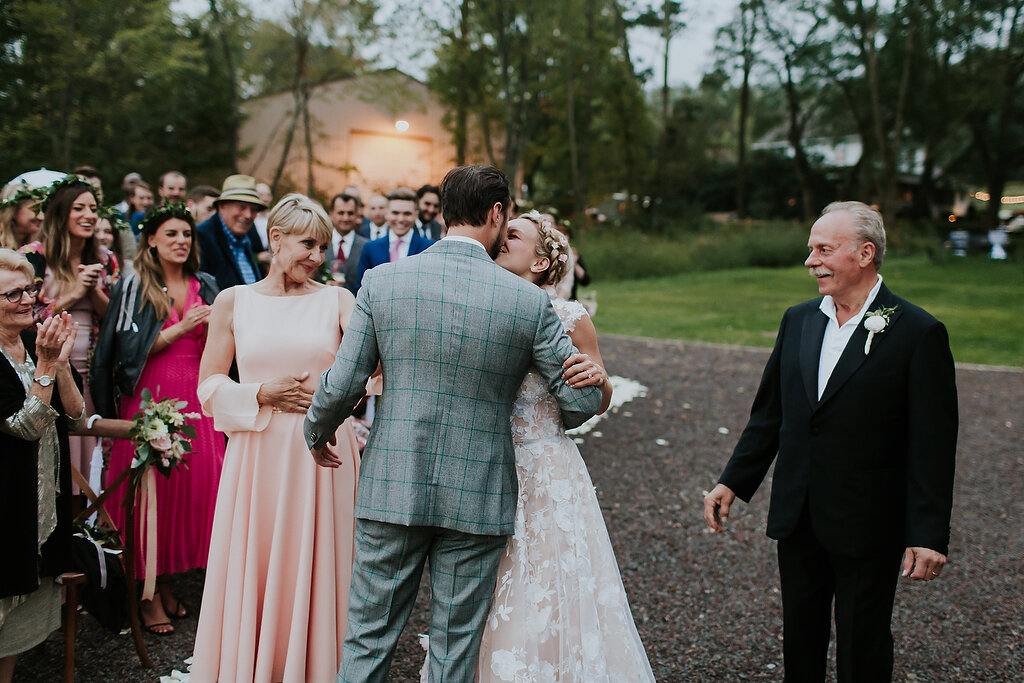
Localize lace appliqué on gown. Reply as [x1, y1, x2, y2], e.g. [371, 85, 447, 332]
[479, 298, 655, 682]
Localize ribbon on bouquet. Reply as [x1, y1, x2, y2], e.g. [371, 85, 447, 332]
[138, 467, 159, 601]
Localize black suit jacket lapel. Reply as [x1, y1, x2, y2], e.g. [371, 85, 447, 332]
[818, 283, 899, 407]
[800, 305, 828, 408]
[211, 218, 242, 282]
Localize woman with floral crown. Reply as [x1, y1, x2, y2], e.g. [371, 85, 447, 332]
[92, 203, 223, 635]
[19, 176, 119, 505]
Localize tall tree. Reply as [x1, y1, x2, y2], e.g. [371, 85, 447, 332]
[268, 0, 377, 195]
[718, 1, 760, 219]
[0, 0, 237, 187]
[958, 1, 1024, 228]
[757, 0, 829, 220]
[427, 0, 652, 213]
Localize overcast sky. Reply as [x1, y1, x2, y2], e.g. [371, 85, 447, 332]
[173, 0, 738, 89]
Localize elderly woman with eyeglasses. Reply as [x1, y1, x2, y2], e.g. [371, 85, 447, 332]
[0, 249, 85, 683]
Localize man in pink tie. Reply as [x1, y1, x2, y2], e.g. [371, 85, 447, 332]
[355, 187, 434, 291]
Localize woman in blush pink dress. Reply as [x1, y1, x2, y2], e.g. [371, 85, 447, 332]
[92, 204, 223, 635]
[191, 194, 360, 683]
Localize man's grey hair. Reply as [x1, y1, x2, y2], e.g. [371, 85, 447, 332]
[821, 201, 886, 267]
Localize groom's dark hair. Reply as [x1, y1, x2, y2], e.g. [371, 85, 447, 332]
[440, 165, 512, 228]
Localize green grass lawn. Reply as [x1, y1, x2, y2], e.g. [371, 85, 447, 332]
[587, 255, 1024, 367]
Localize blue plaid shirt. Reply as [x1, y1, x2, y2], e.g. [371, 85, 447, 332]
[221, 222, 259, 285]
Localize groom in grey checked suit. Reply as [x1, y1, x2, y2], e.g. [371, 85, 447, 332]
[305, 165, 603, 682]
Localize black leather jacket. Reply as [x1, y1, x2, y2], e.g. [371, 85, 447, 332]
[91, 272, 219, 418]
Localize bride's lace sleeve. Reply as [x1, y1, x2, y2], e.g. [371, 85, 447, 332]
[552, 298, 589, 335]
[196, 374, 272, 435]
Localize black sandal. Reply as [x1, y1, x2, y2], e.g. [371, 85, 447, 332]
[162, 597, 189, 619]
[143, 620, 175, 636]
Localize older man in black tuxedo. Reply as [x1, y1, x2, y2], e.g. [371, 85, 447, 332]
[704, 201, 958, 682]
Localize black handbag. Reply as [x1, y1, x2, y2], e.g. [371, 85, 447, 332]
[70, 532, 128, 632]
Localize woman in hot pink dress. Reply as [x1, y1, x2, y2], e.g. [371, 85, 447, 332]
[191, 194, 360, 683]
[92, 205, 223, 635]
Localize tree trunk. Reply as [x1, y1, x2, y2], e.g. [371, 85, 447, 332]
[302, 81, 314, 196]
[271, 34, 309, 193]
[661, 1, 672, 130]
[783, 61, 814, 221]
[572, 0, 597, 218]
[736, 3, 757, 220]
[208, 0, 240, 167]
[453, 0, 471, 165]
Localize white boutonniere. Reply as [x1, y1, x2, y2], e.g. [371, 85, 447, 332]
[863, 305, 898, 355]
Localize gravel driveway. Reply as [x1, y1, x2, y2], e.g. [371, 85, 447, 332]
[15, 336, 1024, 682]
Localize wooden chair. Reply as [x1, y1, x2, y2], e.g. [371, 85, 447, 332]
[66, 418, 152, 677]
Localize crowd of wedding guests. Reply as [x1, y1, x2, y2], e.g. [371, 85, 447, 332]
[2, 162, 956, 683]
[0, 166, 596, 682]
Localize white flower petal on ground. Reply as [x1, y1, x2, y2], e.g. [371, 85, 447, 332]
[567, 376, 648, 436]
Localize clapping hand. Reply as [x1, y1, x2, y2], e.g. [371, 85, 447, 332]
[257, 371, 313, 413]
[35, 312, 77, 365]
[178, 303, 211, 333]
[76, 263, 105, 294]
[562, 352, 606, 389]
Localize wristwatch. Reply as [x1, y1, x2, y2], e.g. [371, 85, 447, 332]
[33, 374, 53, 387]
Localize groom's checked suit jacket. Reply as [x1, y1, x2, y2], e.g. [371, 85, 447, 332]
[719, 283, 958, 558]
[305, 239, 602, 536]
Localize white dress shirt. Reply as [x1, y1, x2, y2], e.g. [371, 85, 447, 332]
[817, 275, 883, 399]
[331, 230, 355, 262]
[254, 214, 269, 249]
[369, 222, 388, 241]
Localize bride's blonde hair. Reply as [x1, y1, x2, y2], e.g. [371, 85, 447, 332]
[518, 211, 570, 286]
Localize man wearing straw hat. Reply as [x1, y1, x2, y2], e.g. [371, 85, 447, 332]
[196, 175, 268, 290]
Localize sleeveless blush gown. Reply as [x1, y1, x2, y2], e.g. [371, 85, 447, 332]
[191, 286, 360, 683]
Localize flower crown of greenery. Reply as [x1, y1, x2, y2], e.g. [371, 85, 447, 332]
[39, 174, 94, 213]
[139, 201, 192, 234]
[0, 186, 47, 213]
[98, 205, 132, 232]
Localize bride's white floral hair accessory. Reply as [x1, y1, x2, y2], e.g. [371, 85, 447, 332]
[863, 305, 897, 354]
[519, 210, 571, 285]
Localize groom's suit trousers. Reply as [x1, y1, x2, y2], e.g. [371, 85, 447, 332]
[338, 519, 506, 683]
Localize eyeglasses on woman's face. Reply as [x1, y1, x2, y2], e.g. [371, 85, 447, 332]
[2, 282, 43, 304]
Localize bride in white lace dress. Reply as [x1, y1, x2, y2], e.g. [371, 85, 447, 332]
[421, 213, 655, 682]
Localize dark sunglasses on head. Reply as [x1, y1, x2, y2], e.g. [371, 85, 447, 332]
[2, 282, 43, 304]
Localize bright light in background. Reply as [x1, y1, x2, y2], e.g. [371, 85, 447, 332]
[395, 120, 410, 132]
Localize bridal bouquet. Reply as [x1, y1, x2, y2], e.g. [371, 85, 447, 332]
[128, 388, 198, 482]
[127, 388, 199, 600]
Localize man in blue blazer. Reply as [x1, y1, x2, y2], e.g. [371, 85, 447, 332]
[355, 187, 432, 291]
[704, 201, 958, 682]
[196, 175, 266, 290]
